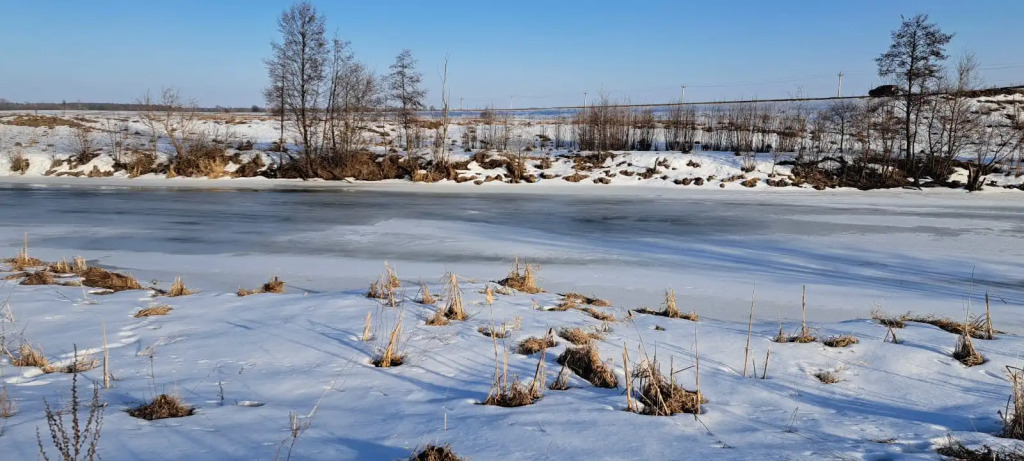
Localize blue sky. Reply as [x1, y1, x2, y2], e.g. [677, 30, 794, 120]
[2, 0, 1022, 108]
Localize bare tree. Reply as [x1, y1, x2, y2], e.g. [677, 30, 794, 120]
[135, 88, 200, 161]
[103, 118, 128, 165]
[432, 53, 452, 167]
[265, 1, 329, 177]
[923, 52, 982, 183]
[876, 13, 953, 183]
[823, 100, 859, 154]
[388, 49, 427, 157]
[967, 103, 1024, 191]
[67, 125, 96, 163]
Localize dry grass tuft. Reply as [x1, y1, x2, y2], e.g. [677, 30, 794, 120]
[557, 327, 600, 345]
[517, 331, 556, 355]
[937, 437, 1024, 461]
[628, 359, 705, 416]
[6, 343, 49, 368]
[478, 325, 510, 339]
[49, 258, 74, 274]
[372, 315, 405, 367]
[634, 289, 698, 321]
[409, 444, 464, 461]
[21, 270, 56, 286]
[557, 343, 618, 388]
[135, 305, 173, 318]
[442, 273, 466, 320]
[549, 364, 572, 390]
[6, 236, 45, 271]
[73, 255, 88, 273]
[563, 292, 611, 307]
[822, 334, 859, 348]
[954, 329, 986, 367]
[814, 370, 840, 384]
[417, 283, 436, 304]
[483, 344, 546, 408]
[44, 355, 99, 374]
[579, 306, 616, 322]
[80, 267, 142, 292]
[871, 308, 907, 328]
[128, 394, 194, 420]
[498, 257, 542, 294]
[166, 276, 195, 297]
[907, 314, 992, 339]
[1002, 367, 1024, 440]
[238, 276, 285, 296]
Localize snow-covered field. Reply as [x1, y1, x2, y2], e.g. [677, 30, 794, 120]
[1, 184, 1023, 460]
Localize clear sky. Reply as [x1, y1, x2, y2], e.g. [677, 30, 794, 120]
[2, 0, 1022, 108]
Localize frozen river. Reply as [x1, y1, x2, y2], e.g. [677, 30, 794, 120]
[1, 181, 1022, 324]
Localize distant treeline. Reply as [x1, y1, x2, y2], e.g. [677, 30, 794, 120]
[0, 100, 262, 113]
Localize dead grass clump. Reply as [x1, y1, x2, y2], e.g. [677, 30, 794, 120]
[822, 334, 859, 348]
[557, 344, 618, 388]
[166, 276, 195, 297]
[954, 329, 986, 367]
[21, 270, 56, 285]
[80, 267, 142, 292]
[814, 370, 840, 384]
[563, 292, 611, 307]
[907, 314, 991, 339]
[135, 305, 173, 318]
[238, 276, 285, 296]
[128, 394, 194, 420]
[478, 325, 510, 338]
[557, 327, 599, 345]
[6, 237, 45, 271]
[498, 258, 542, 294]
[517, 332, 556, 355]
[2, 114, 84, 129]
[937, 437, 1024, 461]
[409, 444, 464, 461]
[48, 258, 74, 273]
[629, 360, 705, 416]
[441, 273, 466, 320]
[634, 289, 698, 321]
[482, 346, 546, 408]
[871, 308, 907, 328]
[1002, 366, 1024, 440]
[6, 343, 49, 368]
[580, 306, 616, 322]
[44, 355, 99, 374]
[417, 283, 436, 304]
[549, 364, 572, 390]
[372, 315, 405, 367]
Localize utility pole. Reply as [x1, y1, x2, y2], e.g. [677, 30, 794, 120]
[680, 85, 686, 103]
[459, 98, 463, 111]
[837, 72, 844, 97]
[583, 91, 588, 108]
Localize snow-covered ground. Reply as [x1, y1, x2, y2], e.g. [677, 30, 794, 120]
[1, 184, 1023, 459]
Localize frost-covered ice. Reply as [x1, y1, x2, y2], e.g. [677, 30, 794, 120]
[1, 185, 1023, 460]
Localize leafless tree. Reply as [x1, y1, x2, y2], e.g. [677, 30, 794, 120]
[432, 53, 452, 167]
[967, 103, 1024, 191]
[823, 100, 859, 154]
[135, 88, 200, 161]
[922, 52, 982, 182]
[265, 1, 329, 176]
[103, 118, 128, 164]
[67, 125, 96, 163]
[877, 14, 953, 183]
[388, 49, 427, 157]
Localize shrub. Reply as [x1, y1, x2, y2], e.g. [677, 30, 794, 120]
[37, 369, 103, 461]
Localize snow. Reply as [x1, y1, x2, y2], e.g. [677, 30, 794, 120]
[1, 184, 1024, 459]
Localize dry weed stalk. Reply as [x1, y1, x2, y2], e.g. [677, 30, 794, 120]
[482, 347, 544, 407]
[954, 326, 985, 367]
[36, 367, 103, 461]
[134, 305, 173, 318]
[442, 273, 466, 320]
[73, 256, 87, 273]
[563, 292, 611, 307]
[0, 385, 16, 418]
[50, 259, 73, 274]
[128, 394, 194, 420]
[743, 286, 755, 378]
[871, 308, 907, 329]
[8, 233, 45, 271]
[362, 312, 373, 341]
[498, 257, 542, 294]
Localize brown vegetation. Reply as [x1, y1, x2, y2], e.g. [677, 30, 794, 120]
[128, 394, 194, 420]
[517, 331, 556, 355]
[822, 334, 859, 348]
[634, 289, 698, 321]
[80, 267, 142, 292]
[627, 359, 705, 416]
[557, 344, 618, 388]
[409, 444, 464, 461]
[135, 305, 173, 318]
[238, 276, 285, 296]
[497, 258, 542, 294]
